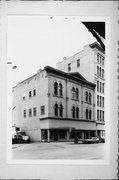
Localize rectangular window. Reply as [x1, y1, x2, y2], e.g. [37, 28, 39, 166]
[33, 107, 36, 116]
[102, 69, 104, 79]
[97, 66, 99, 77]
[100, 110, 102, 121]
[23, 110, 26, 118]
[102, 83, 104, 93]
[102, 111, 104, 121]
[97, 81, 99, 92]
[97, 110, 99, 121]
[102, 57, 104, 66]
[97, 54, 99, 63]
[33, 89, 36, 96]
[29, 91, 32, 98]
[100, 96, 101, 107]
[41, 106, 45, 115]
[100, 56, 101, 64]
[102, 97, 104, 108]
[100, 82, 101, 92]
[23, 96, 25, 100]
[77, 59, 80, 67]
[68, 63, 71, 71]
[97, 95, 99, 106]
[29, 108, 32, 117]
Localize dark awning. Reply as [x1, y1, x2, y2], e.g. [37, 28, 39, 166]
[82, 22, 105, 51]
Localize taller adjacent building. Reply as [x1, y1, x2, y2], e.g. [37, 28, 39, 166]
[56, 42, 105, 138]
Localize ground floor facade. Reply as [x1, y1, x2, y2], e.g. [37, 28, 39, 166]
[41, 128, 99, 142]
[21, 118, 105, 142]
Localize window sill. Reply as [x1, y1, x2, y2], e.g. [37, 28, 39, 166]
[85, 102, 92, 105]
[53, 94, 63, 98]
[71, 98, 79, 102]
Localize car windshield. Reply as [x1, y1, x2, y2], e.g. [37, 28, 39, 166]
[19, 131, 26, 135]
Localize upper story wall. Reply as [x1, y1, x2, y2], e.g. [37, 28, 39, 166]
[47, 70, 95, 121]
[12, 69, 48, 128]
[56, 43, 105, 84]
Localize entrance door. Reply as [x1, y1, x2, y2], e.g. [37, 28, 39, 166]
[54, 131, 58, 141]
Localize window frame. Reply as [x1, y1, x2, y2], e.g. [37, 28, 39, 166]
[76, 88, 79, 100]
[23, 110, 26, 118]
[33, 107, 36, 116]
[85, 91, 88, 103]
[33, 89, 36, 96]
[54, 81, 58, 96]
[59, 83, 63, 97]
[72, 105, 75, 118]
[77, 59, 80, 67]
[29, 91, 32, 98]
[76, 106, 79, 119]
[89, 92, 91, 104]
[59, 104, 63, 117]
[89, 109, 92, 120]
[68, 63, 71, 72]
[54, 103, 58, 117]
[41, 105, 45, 115]
[29, 108, 32, 117]
[86, 109, 88, 119]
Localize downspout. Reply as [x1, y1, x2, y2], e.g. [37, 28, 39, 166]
[66, 77, 68, 119]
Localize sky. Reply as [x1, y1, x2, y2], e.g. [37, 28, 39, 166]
[7, 16, 96, 87]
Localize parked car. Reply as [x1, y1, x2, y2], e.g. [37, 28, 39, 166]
[12, 131, 30, 144]
[74, 137, 79, 144]
[82, 137, 99, 144]
[99, 137, 105, 143]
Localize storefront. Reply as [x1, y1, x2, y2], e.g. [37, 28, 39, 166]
[41, 128, 97, 142]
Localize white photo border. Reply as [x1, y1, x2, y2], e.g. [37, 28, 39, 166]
[0, 1, 118, 179]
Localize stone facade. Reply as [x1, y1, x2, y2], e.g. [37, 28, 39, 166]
[12, 66, 98, 142]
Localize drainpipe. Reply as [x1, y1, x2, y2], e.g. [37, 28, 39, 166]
[66, 77, 68, 119]
[66, 77, 69, 140]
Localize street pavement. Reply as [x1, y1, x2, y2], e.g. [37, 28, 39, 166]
[12, 142, 105, 160]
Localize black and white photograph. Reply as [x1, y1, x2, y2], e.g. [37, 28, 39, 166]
[7, 15, 108, 162]
[0, 1, 118, 179]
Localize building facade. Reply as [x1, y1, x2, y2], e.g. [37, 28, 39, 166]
[12, 66, 96, 142]
[56, 42, 105, 138]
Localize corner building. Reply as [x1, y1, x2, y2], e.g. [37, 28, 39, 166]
[12, 66, 96, 142]
[56, 42, 105, 138]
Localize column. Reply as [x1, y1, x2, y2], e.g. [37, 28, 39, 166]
[67, 130, 70, 141]
[88, 131, 91, 139]
[81, 131, 84, 140]
[94, 130, 97, 137]
[47, 129, 50, 142]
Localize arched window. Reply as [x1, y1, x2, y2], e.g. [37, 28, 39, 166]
[54, 103, 58, 116]
[89, 92, 91, 104]
[76, 107, 79, 118]
[59, 104, 63, 117]
[86, 109, 88, 119]
[72, 87, 75, 99]
[54, 82, 58, 95]
[72, 106, 75, 118]
[89, 110, 92, 120]
[99, 67, 101, 77]
[85, 91, 88, 102]
[76, 88, 79, 100]
[59, 83, 63, 97]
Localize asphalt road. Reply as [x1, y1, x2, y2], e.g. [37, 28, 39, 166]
[12, 142, 105, 160]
